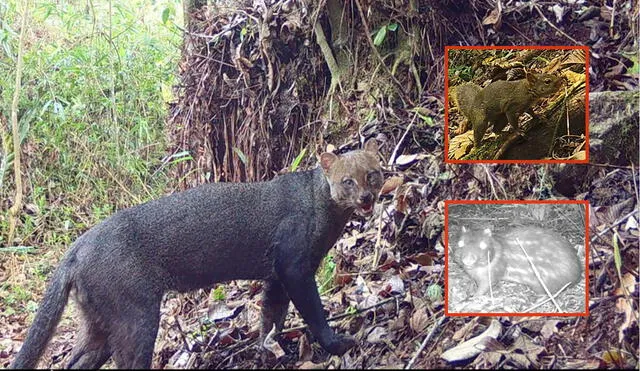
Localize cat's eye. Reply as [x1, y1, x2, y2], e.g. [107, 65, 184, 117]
[342, 178, 355, 187]
[367, 171, 382, 186]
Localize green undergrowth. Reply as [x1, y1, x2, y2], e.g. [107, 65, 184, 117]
[0, 0, 183, 315]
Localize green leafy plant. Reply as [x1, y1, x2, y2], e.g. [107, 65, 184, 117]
[317, 254, 337, 294]
[211, 285, 226, 301]
[161, 5, 175, 25]
[426, 284, 442, 301]
[373, 22, 398, 47]
[289, 147, 307, 172]
[0, 0, 182, 316]
[233, 147, 248, 165]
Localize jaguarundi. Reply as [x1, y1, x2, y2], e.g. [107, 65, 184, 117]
[11, 139, 384, 369]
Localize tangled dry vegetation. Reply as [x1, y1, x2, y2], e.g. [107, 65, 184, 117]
[166, 0, 441, 188]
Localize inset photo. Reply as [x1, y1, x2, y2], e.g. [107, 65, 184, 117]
[444, 200, 589, 316]
[445, 46, 589, 163]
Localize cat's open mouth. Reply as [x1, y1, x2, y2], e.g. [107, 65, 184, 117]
[358, 202, 374, 216]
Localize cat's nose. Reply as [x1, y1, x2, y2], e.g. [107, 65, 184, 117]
[360, 192, 373, 204]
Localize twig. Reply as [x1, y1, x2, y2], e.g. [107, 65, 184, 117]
[523, 281, 573, 313]
[590, 209, 639, 244]
[532, 4, 580, 45]
[215, 341, 255, 368]
[7, 0, 30, 245]
[353, 0, 415, 106]
[388, 113, 417, 166]
[372, 200, 388, 268]
[610, 0, 617, 38]
[481, 164, 499, 199]
[515, 238, 563, 312]
[405, 316, 446, 369]
[0, 113, 8, 192]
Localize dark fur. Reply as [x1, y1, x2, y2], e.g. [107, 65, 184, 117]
[11, 144, 382, 369]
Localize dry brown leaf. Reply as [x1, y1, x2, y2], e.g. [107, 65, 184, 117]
[600, 5, 612, 21]
[387, 307, 409, 332]
[299, 361, 324, 369]
[561, 49, 587, 65]
[383, 275, 405, 295]
[540, 320, 560, 339]
[380, 176, 404, 195]
[262, 324, 285, 358]
[448, 131, 474, 159]
[334, 272, 353, 287]
[475, 350, 503, 368]
[550, 4, 566, 23]
[509, 336, 545, 361]
[452, 318, 478, 341]
[366, 326, 388, 344]
[168, 349, 191, 368]
[396, 193, 409, 214]
[409, 308, 429, 334]
[562, 70, 586, 85]
[482, 7, 502, 29]
[624, 215, 638, 231]
[207, 302, 244, 322]
[620, 272, 636, 294]
[508, 352, 532, 368]
[298, 333, 313, 362]
[441, 319, 502, 362]
[410, 252, 432, 266]
[394, 153, 427, 166]
[569, 150, 586, 160]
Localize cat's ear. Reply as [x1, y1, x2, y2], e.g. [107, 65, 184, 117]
[320, 152, 338, 172]
[363, 138, 378, 153]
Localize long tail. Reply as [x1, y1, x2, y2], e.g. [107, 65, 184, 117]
[11, 257, 73, 369]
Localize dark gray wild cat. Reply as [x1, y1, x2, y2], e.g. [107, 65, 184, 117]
[11, 139, 384, 369]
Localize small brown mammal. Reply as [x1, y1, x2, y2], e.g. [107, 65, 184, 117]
[453, 72, 563, 146]
[452, 226, 582, 297]
[11, 140, 384, 369]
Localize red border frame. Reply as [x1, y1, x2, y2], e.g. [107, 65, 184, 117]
[444, 199, 590, 317]
[444, 45, 590, 164]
